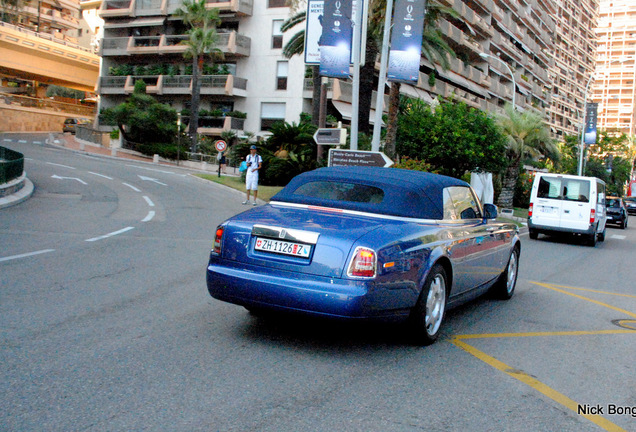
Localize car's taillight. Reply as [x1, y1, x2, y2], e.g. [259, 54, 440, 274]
[347, 247, 377, 278]
[589, 209, 596, 224]
[213, 226, 224, 254]
[528, 203, 533, 217]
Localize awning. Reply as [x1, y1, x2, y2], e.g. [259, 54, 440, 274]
[104, 17, 165, 29]
[332, 101, 385, 126]
[400, 84, 434, 103]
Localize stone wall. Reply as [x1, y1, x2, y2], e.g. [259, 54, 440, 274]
[0, 104, 83, 132]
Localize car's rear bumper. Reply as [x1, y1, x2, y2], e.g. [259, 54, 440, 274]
[527, 219, 596, 235]
[206, 258, 412, 321]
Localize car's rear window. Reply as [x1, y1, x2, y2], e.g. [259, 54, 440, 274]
[293, 181, 384, 204]
[537, 176, 590, 202]
[607, 198, 621, 208]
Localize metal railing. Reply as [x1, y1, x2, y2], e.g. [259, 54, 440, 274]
[0, 92, 96, 116]
[0, 146, 24, 185]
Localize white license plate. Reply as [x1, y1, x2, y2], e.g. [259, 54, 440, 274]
[254, 237, 311, 258]
[539, 205, 557, 214]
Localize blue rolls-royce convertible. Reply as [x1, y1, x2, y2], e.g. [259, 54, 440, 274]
[207, 166, 520, 345]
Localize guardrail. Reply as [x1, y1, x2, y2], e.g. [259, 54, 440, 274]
[0, 92, 96, 117]
[0, 146, 24, 185]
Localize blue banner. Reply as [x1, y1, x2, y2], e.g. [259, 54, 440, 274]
[319, 0, 354, 78]
[387, 0, 426, 83]
[584, 102, 598, 145]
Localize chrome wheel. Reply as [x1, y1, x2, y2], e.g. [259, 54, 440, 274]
[425, 274, 446, 336]
[505, 251, 518, 295]
[410, 264, 448, 345]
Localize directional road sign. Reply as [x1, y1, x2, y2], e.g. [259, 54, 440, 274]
[328, 149, 394, 168]
[313, 128, 347, 145]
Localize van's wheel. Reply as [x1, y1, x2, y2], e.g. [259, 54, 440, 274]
[492, 246, 520, 300]
[588, 232, 597, 246]
[598, 228, 606, 242]
[409, 264, 447, 346]
[529, 229, 538, 240]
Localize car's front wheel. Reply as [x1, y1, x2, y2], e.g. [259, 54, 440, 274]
[492, 246, 519, 300]
[410, 264, 447, 346]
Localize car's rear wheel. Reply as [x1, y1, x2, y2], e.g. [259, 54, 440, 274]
[410, 264, 447, 346]
[598, 227, 606, 242]
[529, 229, 538, 240]
[588, 231, 597, 246]
[492, 246, 519, 300]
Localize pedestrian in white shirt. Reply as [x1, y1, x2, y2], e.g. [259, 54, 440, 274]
[243, 145, 262, 205]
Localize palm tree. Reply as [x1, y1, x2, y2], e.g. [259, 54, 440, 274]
[384, 2, 457, 158]
[281, 10, 322, 126]
[174, 0, 221, 152]
[496, 104, 557, 208]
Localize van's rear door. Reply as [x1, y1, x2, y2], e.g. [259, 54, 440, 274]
[532, 175, 563, 228]
[559, 177, 593, 231]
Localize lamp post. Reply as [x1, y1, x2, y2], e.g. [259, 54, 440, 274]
[578, 74, 595, 176]
[176, 113, 181, 167]
[479, 52, 515, 109]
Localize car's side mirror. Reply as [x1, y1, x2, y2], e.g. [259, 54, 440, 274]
[483, 203, 498, 219]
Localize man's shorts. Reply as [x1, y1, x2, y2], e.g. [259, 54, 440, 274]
[246, 173, 258, 190]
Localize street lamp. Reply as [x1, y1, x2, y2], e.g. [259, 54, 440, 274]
[578, 74, 595, 176]
[479, 52, 515, 109]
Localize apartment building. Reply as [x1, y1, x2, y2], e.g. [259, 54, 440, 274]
[95, 0, 560, 140]
[96, 0, 310, 137]
[546, 0, 599, 139]
[593, 0, 636, 136]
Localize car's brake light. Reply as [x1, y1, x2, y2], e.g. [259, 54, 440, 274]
[590, 209, 596, 224]
[213, 226, 224, 254]
[348, 247, 377, 278]
[528, 203, 533, 217]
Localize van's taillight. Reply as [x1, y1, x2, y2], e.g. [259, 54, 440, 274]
[348, 247, 377, 278]
[589, 209, 596, 224]
[528, 203, 533, 217]
[213, 226, 224, 254]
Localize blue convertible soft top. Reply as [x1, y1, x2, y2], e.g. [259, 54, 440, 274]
[271, 166, 469, 219]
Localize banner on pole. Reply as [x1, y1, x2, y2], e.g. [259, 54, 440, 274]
[319, 0, 354, 78]
[584, 102, 598, 145]
[387, 0, 426, 83]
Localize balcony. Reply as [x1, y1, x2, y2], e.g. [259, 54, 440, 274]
[98, 74, 247, 96]
[100, 31, 250, 57]
[166, 0, 253, 15]
[197, 116, 245, 135]
[99, 0, 135, 18]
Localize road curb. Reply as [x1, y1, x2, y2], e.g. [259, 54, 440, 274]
[0, 176, 34, 209]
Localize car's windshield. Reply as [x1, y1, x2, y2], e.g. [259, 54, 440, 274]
[624, 197, 636, 203]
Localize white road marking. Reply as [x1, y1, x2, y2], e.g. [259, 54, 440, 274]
[85, 227, 134, 242]
[142, 211, 155, 222]
[126, 164, 186, 177]
[0, 249, 55, 263]
[122, 183, 141, 192]
[610, 235, 626, 240]
[46, 162, 75, 169]
[88, 172, 113, 180]
[3, 138, 11, 142]
[142, 196, 155, 207]
[33, 141, 42, 144]
[51, 175, 87, 185]
[138, 175, 167, 186]
[18, 140, 27, 143]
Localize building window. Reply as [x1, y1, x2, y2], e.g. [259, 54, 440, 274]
[276, 61, 288, 90]
[272, 20, 283, 49]
[268, 0, 287, 7]
[261, 102, 286, 130]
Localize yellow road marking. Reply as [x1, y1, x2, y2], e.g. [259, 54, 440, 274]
[531, 281, 636, 319]
[449, 281, 636, 432]
[455, 329, 636, 339]
[546, 283, 636, 299]
[452, 338, 628, 432]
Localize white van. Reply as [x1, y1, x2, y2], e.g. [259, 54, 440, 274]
[527, 173, 607, 246]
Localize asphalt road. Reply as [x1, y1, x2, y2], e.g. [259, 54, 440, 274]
[1, 135, 635, 432]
